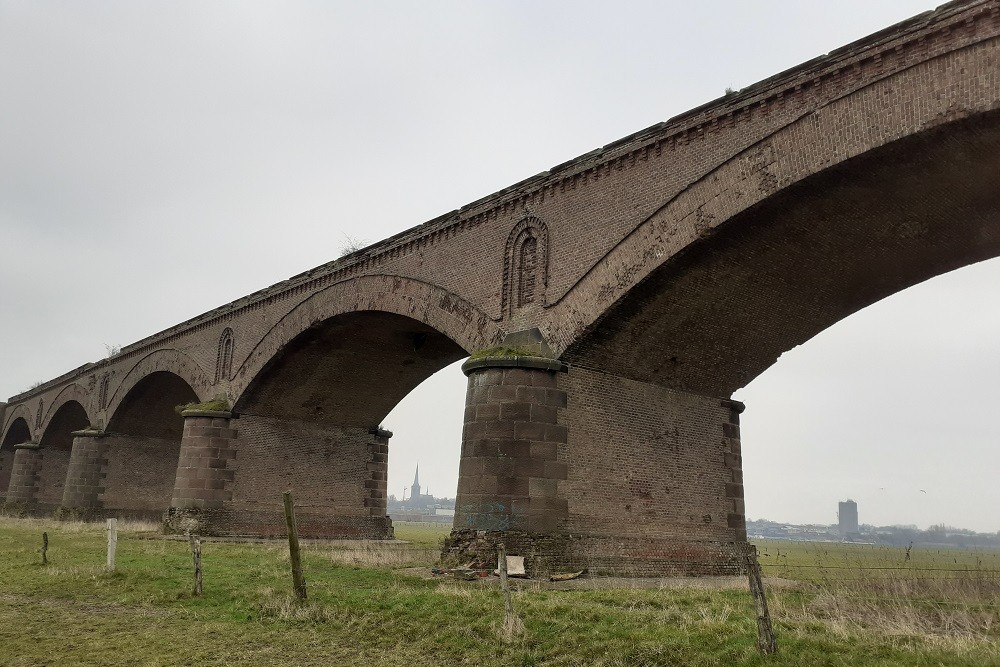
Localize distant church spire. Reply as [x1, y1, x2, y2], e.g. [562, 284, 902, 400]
[410, 464, 421, 501]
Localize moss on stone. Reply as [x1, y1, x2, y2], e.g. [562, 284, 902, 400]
[174, 397, 231, 415]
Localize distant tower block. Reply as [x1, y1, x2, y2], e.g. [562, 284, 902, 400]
[838, 500, 859, 536]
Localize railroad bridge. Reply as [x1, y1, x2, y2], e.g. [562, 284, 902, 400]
[3, 0, 998, 574]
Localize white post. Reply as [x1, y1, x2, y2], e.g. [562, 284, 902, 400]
[106, 518, 118, 571]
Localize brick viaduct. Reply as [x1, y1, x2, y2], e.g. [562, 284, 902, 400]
[2, 0, 998, 574]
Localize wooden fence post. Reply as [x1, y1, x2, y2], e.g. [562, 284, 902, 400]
[188, 533, 203, 596]
[746, 546, 777, 655]
[41, 532, 48, 565]
[106, 518, 118, 571]
[283, 491, 307, 601]
[497, 542, 524, 640]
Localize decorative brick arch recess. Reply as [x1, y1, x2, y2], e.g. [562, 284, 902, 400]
[39, 384, 93, 436]
[216, 328, 235, 383]
[502, 217, 549, 318]
[231, 274, 503, 405]
[550, 33, 1000, 389]
[1, 405, 34, 445]
[105, 349, 211, 423]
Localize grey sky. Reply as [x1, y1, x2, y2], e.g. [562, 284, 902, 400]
[2, 1, 996, 532]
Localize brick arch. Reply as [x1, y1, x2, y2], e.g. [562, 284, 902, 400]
[560, 109, 1000, 396]
[40, 383, 93, 435]
[231, 274, 503, 405]
[549, 35, 1000, 389]
[105, 349, 211, 422]
[551, 35, 1000, 354]
[1, 407, 34, 446]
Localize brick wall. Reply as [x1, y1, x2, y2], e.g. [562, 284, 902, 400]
[101, 434, 181, 517]
[165, 413, 393, 538]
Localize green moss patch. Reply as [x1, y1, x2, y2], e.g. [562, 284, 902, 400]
[175, 397, 231, 415]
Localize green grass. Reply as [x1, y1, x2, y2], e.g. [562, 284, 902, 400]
[0, 517, 996, 666]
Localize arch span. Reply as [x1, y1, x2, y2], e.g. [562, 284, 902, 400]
[561, 110, 1000, 396]
[551, 29, 1000, 361]
[226, 293, 478, 540]
[105, 349, 211, 423]
[40, 384, 93, 435]
[0, 416, 32, 499]
[36, 400, 90, 508]
[1, 405, 33, 445]
[232, 274, 502, 406]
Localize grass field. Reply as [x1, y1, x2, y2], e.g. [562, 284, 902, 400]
[0, 517, 996, 666]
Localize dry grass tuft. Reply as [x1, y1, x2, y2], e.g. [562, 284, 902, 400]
[498, 612, 527, 642]
[324, 542, 439, 568]
[254, 587, 350, 625]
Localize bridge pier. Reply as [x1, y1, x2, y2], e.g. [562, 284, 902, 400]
[446, 355, 571, 570]
[163, 410, 238, 535]
[446, 359, 749, 576]
[59, 429, 108, 518]
[5, 443, 41, 508]
[164, 411, 394, 538]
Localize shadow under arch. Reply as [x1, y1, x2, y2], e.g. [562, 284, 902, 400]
[40, 384, 92, 434]
[35, 400, 90, 508]
[1, 404, 33, 445]
[231, 274, 502, 405]
[0, 417, 32, 499]
[101, 370, 200, 519]
[105, 349, 211, 423]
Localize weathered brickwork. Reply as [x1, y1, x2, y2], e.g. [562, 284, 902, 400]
[454, 360, 568, 536]
[166, 415, 394, 539]
[6, 444, 42, 505]
[60, 431, 108, 512]
[164, 412, 238, 534]
[1, 1, 998, 571]
[101, 434, 181, 519]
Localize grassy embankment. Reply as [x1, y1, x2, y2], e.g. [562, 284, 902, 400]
[0, 517, 996, 666]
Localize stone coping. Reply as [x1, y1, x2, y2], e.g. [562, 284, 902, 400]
[71, 429, 106, 438]
[369, 427, 394, 439]
[462, 355, 568, 376]
[12, 442, 40, 450]
[180, 410, 232, 419]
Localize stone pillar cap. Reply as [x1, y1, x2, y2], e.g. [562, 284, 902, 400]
[180, 409, 232, 419]
[12, 442, 40, 450]
[462, 355, 567, 376]
[71, 428, 106, 438]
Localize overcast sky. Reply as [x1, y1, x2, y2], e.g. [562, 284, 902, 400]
[2, 1, 997, 533]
